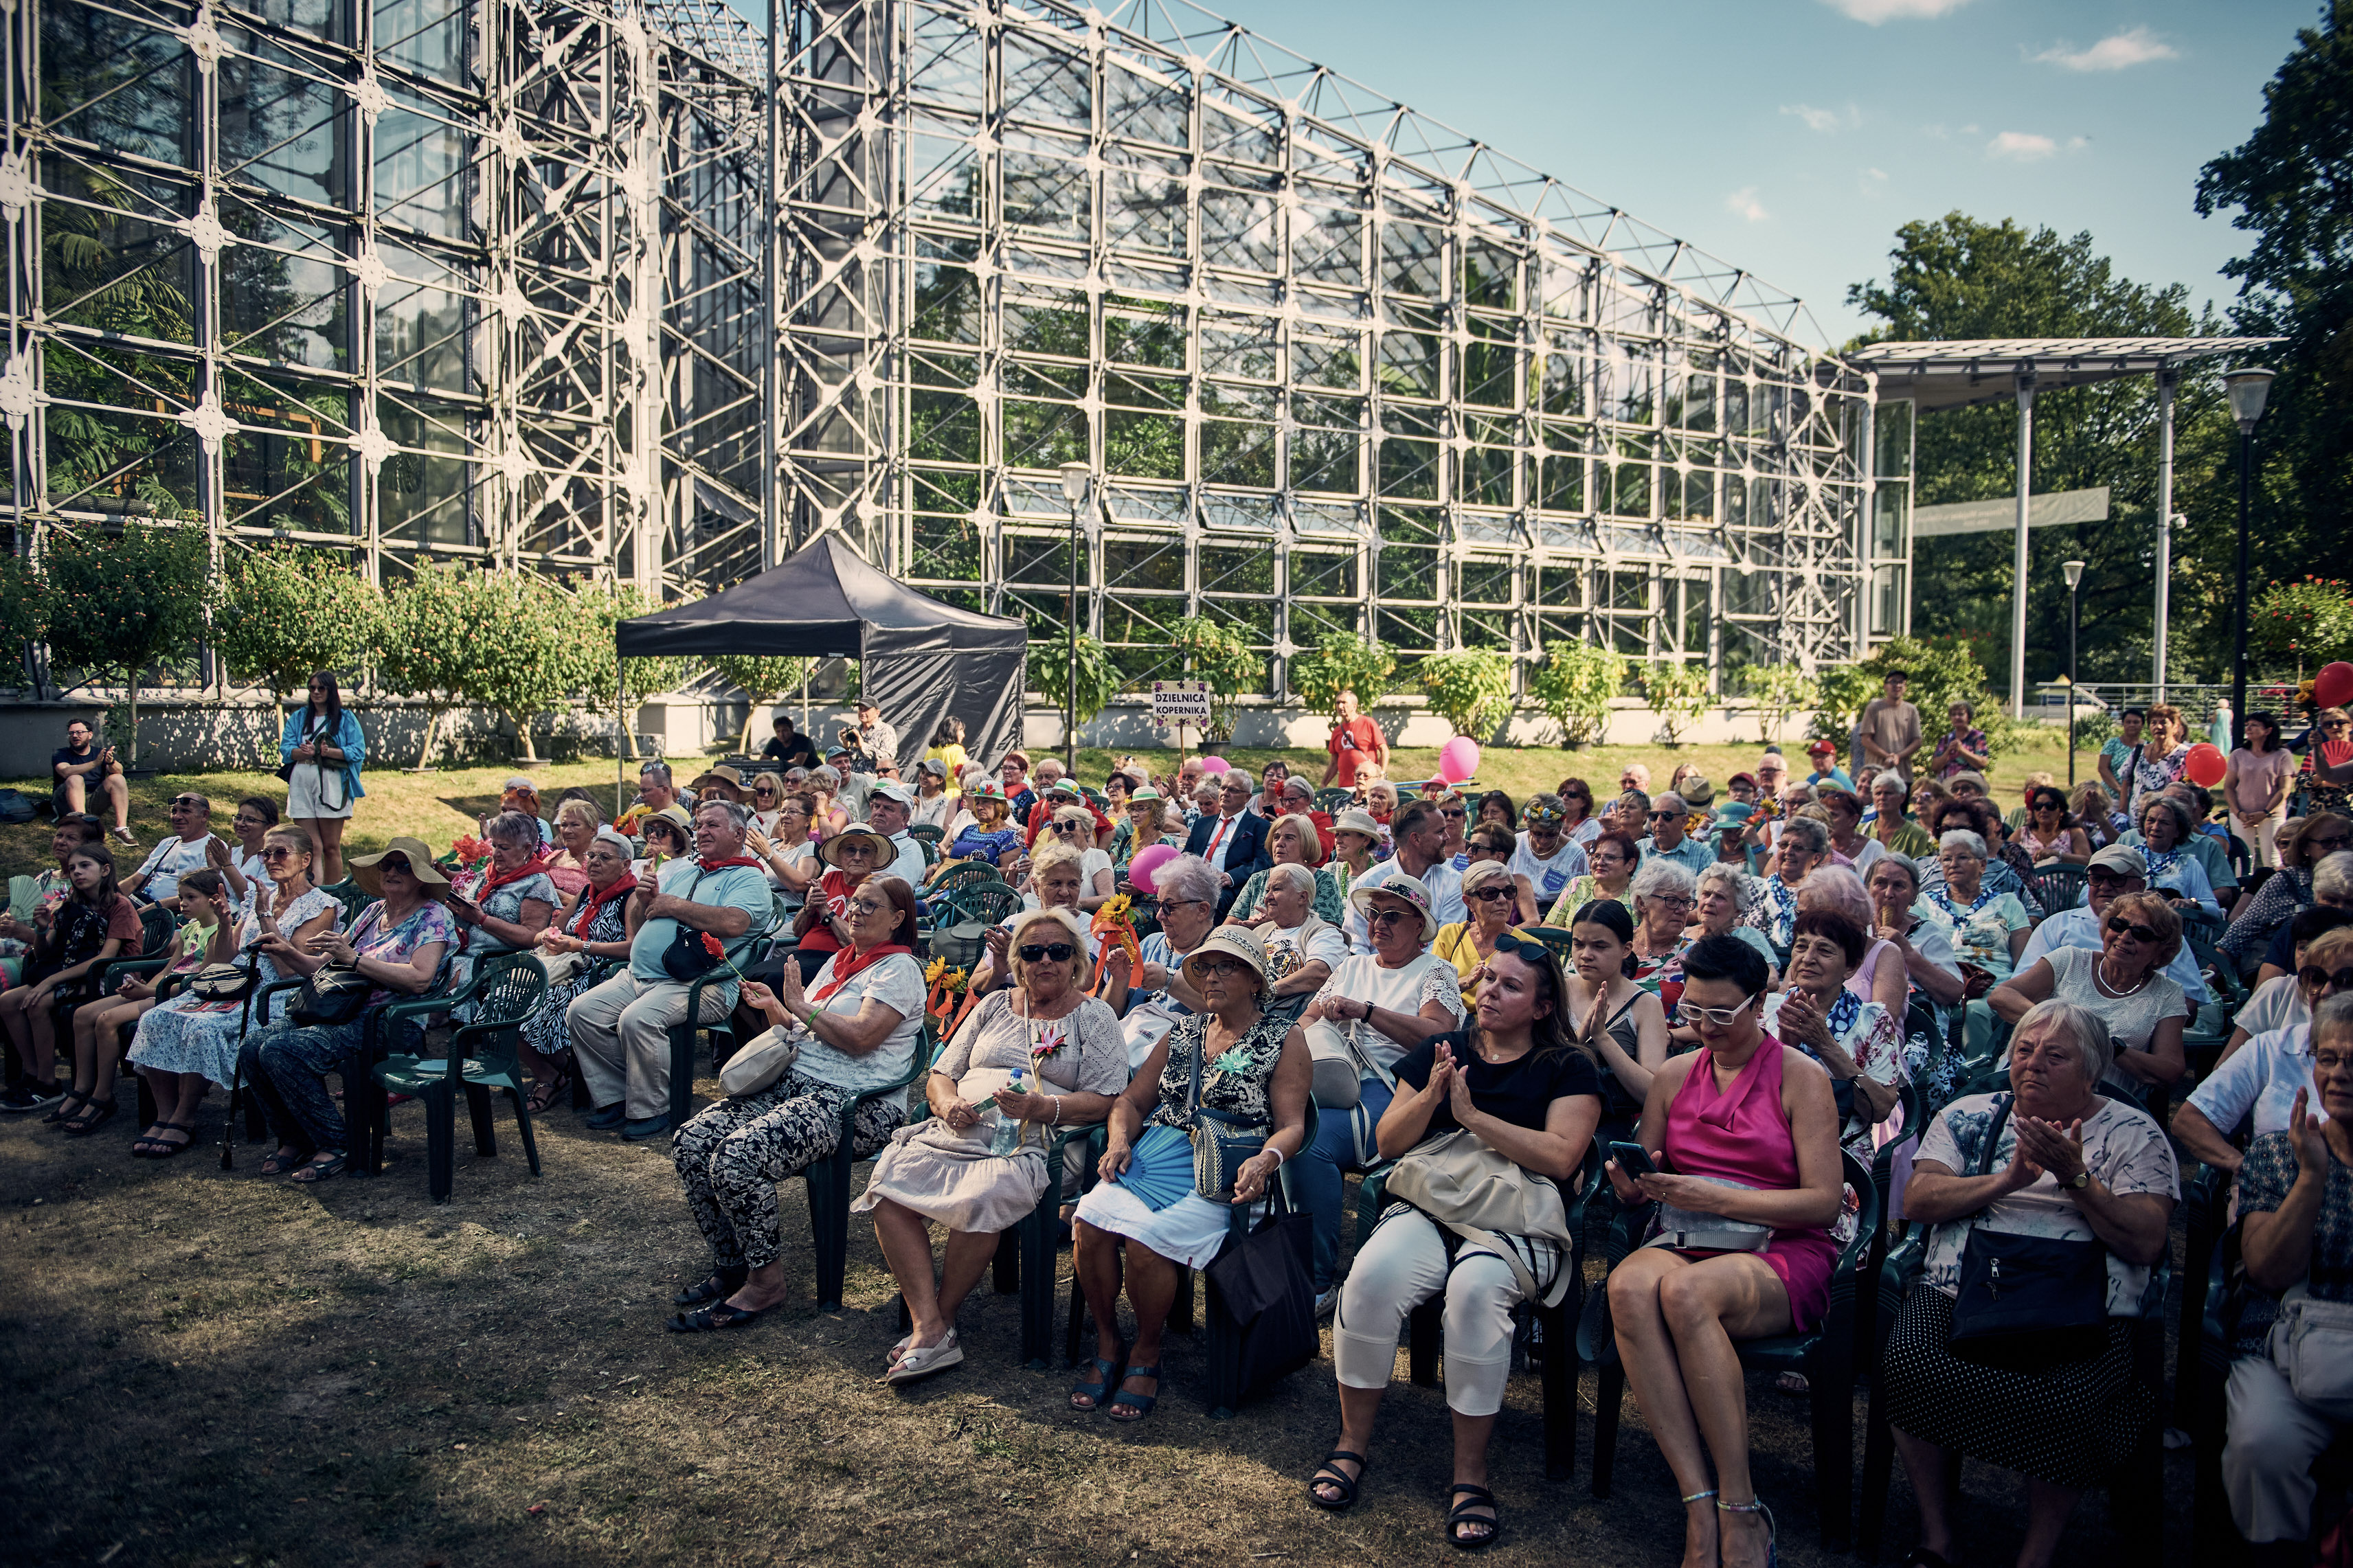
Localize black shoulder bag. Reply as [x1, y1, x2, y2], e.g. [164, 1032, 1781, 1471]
[1946, 1093, 2111, 1372]
[657, 863, 734, 983]
[291, 906, 380, 1026]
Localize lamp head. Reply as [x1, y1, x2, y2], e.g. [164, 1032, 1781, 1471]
[2223, 367, 2276, 433]
[2062, 559, 2085, 591]
[1057, 462, 1092, 507]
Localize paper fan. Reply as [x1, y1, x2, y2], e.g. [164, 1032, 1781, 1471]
[1115, 1124, 1195, 1212]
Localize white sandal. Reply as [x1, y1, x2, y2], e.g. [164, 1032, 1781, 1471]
[883, 1329, 962, 1385]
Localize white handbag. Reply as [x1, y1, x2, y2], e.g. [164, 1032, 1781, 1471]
[2268, 1284, 2353, 1413]
[719, 1024, 807, 1099]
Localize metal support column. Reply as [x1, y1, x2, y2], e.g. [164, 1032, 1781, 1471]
[2009, 370, 2036, 720]
[2152, 368, 2176, 701]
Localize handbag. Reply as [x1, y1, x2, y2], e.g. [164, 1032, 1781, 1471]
[291, 907, 378, 1026]
[537, 949, 586, 987]
[1643, 1174, 1775, 1255]
[717, 1023, 805, 1098]
[1182, 1023, 1268, 1202]
[1386, 1126, 1577, 1306]
[188, 962, 254, 1003]
[2268, 1285, 2353, 1413]
[657, 865, 728, 982]
[1204, 1209, 1318, 1398]
[1946, 1094, 2111, 1371]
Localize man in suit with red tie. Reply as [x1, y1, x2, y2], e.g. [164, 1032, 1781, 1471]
[1184, 767, 1273, 917]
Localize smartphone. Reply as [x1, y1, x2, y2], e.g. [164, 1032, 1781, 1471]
[1608, 1139, 1659, 1178]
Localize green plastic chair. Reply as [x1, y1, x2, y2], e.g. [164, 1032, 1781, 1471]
[925, 859, 1004, 897]
[314, 878, 375, 927]
[1314, 787, 1357, 815]
[369, 951, 549, 1201]
[937, 881, 1022, 930]
[1521, 924, 1579, 969]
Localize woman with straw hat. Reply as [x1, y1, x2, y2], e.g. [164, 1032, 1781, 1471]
[792, 826, 890, 981]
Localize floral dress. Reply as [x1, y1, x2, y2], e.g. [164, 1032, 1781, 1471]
[127, 885, 343, 1089]
[521, 890, 631, 1063]
[1145, 1010, 1291, 1135]
[1761, 989, 1909, 1159]
[1631, 935, 1695, 1022]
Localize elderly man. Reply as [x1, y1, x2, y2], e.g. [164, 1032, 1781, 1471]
[1509, 791, 1589, 924]
[864, 782, 930, 888]
[1755, 750, 1791, 802]
[124, 792, 223, 910]
[1343, 799, 1464, 951]
[1184, 766, 1274, 917]
[1619, 762, 1651, 797]
[1637, 791, 1714, 877]
[2014, 843, 2212, 1007]
[51, 718, 133, 845]
[568, 799, 774, 1141]
[1171, 756, 1208, 813]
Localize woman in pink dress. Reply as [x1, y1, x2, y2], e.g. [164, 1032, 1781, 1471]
[1604, 933, 1845, 1568]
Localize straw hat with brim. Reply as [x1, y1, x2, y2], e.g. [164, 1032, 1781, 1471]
[1677, 775, 1718, 809]
[690, 765, 745, 794]
[820, 828, 893, 868]
[1126, 787, 1163, 805]
[1333, 808, 1382, 839]
[348, 837, 452, 896]
[1350, 874, 1439, 944]
[1182, 924, 1270, 988]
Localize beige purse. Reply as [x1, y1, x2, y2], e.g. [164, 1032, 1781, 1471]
[719, 1024, 807, 1098]
[1384, 1128, 1575, 1306]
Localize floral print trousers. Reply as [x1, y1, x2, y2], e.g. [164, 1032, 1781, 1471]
[672, 1069, 908, 1269]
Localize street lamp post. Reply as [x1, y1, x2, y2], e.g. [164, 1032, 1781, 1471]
[2062, 559, 2085, 787]
[2223, 367, 2276, 752]
[1057, 462, 1092, 772]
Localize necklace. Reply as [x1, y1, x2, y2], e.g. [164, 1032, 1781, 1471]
[2095, 957, 2153, 998]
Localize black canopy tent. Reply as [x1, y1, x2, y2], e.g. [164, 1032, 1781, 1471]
[616, 534, 1028, 775]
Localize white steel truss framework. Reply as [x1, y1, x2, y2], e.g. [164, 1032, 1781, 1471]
[5, 0, 1886, 698]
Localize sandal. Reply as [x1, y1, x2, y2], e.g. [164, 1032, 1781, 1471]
[1718, 1497, 1777, 1568]
[1069, 1341, 1129, 1413]
[41, 1090, 91, 1125]
[1307, 1451, 1369, 1512]
[289, 1150, 346, 1182]
[526, 1070, 570, 1115]
[1105, 1363, 1160, 1424]
[144, 1122, 198, 1159]
[61, 1100, 117, 1136]
[883, 1330, 962, 1385]
[665, 1299, 769, 1332]
[1445, 1484, 1500, 1552]
[673, 1268, 748, 1307]
[258, 1149, 307, 1177]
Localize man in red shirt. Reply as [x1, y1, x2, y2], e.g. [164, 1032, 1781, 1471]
[1320, 689, 1388, 790]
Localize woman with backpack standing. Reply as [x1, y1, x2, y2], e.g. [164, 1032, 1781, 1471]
[282, 672, 366, 887]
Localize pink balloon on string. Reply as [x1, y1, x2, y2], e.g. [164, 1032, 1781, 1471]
[1437, 737, 1481, 786]
[1200, 755, 1231, 774]
[1127, 843, 1180, 894]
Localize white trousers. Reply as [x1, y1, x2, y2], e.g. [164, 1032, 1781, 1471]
[2230, 810, 2284, 870]
[2224, 1356, 2352, 1543]
[1332, 1209, 1523, 1418]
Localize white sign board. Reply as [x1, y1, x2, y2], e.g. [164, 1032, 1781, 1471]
[1150, 681, 1211, 729]
[1911, 486, 2110, 539]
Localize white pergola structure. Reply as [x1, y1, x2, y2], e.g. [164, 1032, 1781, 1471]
[1852, 337, 2280, 713]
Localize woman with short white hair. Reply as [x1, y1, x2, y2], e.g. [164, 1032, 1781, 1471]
[1231, 813, 1344, 925]
[1250, 862, 1347, 1025]
[1913, 829, 2032, 982]
[1626, 858, 1698, 1015]
[1689, 862, 1779, 981]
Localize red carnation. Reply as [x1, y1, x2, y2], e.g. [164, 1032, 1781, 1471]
[701, 931, 725, 957]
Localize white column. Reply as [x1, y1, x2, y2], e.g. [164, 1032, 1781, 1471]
[2152, 367, 2176, 701]
[2010, 370, 2036, 720]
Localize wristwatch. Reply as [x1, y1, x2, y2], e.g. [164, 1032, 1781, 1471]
[2063, 1169, 2091, 1190]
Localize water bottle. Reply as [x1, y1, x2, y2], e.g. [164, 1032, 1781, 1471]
[988, 1067, 1027, 1157]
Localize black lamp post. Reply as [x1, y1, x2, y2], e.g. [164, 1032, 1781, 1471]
[2063, 558, 2085, 786]
[1058, 462, 1092, 771]
[2223, 367, 2276, 751]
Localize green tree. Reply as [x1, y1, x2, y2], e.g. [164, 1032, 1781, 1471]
[1845, 214, 2240, 690]
[0, 554, 51, 675]
[2196, 3, 2352, 597]
[2249, 576, 2353, 675]
[378, 562, 478, 769]
[576, 581, 699, 757]
[1026, 635, 1121, 734]
[1811, 664, 1883, 746]
[456, 571, 590, 764]
[709, 656, 813, 756]
[1291, 631, 1396, 718]
[1168, 615, 1259, 745]
[1739, 663, 1818, 745]
[1419, 648, 1514, 740]
[1641, 661, 1714, 747]
[43, 523, 211, 765]
[1527, 639, 1625, 747]
[212, 546, 386, 704]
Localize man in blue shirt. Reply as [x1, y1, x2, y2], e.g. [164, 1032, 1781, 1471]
[1802, 739, 1854, 792]
[568, 799, 775, 1141]
[1637, 792, 1715, 876]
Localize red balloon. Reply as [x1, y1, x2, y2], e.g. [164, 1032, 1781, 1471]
[2185, 742, 2227, 787]
[2317, 661, 2353, 711]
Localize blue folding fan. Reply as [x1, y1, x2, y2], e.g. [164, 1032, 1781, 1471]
[1116, 1123, 1195, 1211]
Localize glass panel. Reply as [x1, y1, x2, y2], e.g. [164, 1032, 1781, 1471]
[908, 3, 986, 112]
[375, 107, 470, 240]
[1291, 551, 1359, 597]
[908, 389, 979, 462]
[1003, 128, 1091, 240]
[1293, 205, 1364, 288]
[1381, 221, 1443, 297]
[1378, 438, 1439, 499]
[1105, 147, 1189, 255]
[1105, 411, 1182, 480]
[1002, 400, 1088, 470]
[40, 160, 195, 341]
[1200, 420, 1274, 488]
[1002, 32, 1090, 128]
[217, 45, 346, 207]
[1202, 188, 1280, 274]
[375, 0, 467, 85]
[42, 1, 194, 166]
[1200, 313, 1276, 379]
[1105, 62, 1189, 148]
[376, 396, 471, 547]
[1290, 427, 1359, 495]
[1105, 298, 1186, 368]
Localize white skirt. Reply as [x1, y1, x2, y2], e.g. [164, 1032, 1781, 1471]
[286, 764, 355, 820]
[1072, 1179, 1256, 1271]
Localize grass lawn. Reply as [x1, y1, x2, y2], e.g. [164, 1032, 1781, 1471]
[0, 728, 2084, 883]
[1, 1063, 2189, 1567]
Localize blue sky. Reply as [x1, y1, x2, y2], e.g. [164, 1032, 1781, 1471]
[1197, 0, 2313, 346]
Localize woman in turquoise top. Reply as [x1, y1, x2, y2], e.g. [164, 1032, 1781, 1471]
[280, 671, 367, 885]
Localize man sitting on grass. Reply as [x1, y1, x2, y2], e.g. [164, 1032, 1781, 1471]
[52, 719, 134, 845]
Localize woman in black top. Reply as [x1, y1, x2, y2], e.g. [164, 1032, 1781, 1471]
[1309, 931, 1602, 1549]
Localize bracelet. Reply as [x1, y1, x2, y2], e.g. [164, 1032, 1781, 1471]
[1267, 1146, 1285, 1167]
[1051, 1095, 1063, 1126]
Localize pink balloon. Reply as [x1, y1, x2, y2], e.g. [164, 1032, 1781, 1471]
[1200, 755, 1231, 773]
[1438, 736, 1481, 785]
[1127, 843, 1180, 894]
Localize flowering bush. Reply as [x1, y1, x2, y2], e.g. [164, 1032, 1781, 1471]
[2250, 576, 2353, 675]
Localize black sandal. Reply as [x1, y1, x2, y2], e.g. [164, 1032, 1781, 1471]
[1307, 1451, 1369, 1511]
[673, 1268, 748, 1307]
[526, 1068, 570, 1115]
[1069, 1341, 1129, 1413]
[665, 1300, 770, 1332]
[61, 1100, 117, 1136]
[144, 1122, 199, 1159]
[1445, 1484, 1500, 1552]
[41, 1090, 91, 1125]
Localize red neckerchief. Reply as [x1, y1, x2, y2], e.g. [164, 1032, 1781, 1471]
[478, 852, 552, 896]
[694, 854, 763, 873]
[810, 942, 913, 1004]
[568, 875, 635, 937]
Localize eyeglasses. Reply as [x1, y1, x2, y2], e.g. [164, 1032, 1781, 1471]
[2299, 966, 2353, 992]
[260, 846, 298, 862]
[1470, 885, 1515, 904]
[848, 898, 892, 916]
[1643, 894, 1694, 909]
[1439, 808, 1467, 820]
[2307, 834, 2351, 854]
[1191, 956, 1248, 979]
[1017, 942, 1077, 963]
[1366, 907, 1415, 929]
[1682, 995, 1759, 1029]
[2106, 916, 2162, 944]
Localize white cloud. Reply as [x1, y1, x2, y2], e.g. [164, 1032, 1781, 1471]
[1861, 166, 1891, 196]
[2033, 27, 2179, 71]
[1987, 131, 2058, 161]
[1820, 0, 1973, 23]
[1725, 186, 1770, 223]
[1781, 102, 1848, 133]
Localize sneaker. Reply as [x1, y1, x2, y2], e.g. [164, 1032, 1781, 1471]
[1315, 1288, 1338, 1321]
[1, 1080, 65, 1112]
[110, 826, 138, 846]
[583, 1103, 629, 1131]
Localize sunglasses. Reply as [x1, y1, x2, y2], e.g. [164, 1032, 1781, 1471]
[2299, 966, 2353, 992]
[380, 856, 412, 875]
[2106, 916, 2162, 944]
[170, 796, 201, 808]
[1648, 810, 1680, 821]
[2307, 834, 2351, 854]
[1365, 907, 1415, 929]
[1492, 929, 1549, 961]
[260, 845, 300, 862]
[1017, 942, 1077, 963]
[1470, 885, 1514, 904]
[1053, 821, 1085, 833]
[1439, 808, 1467, 820]
[1682, 995, 1759, 1029]
[754, 786, 778, 799]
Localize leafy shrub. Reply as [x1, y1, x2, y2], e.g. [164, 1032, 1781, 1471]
[379, 563, 482, 769]
[44, 523, 212, 765]
[1419, 648, 1514, 740]
[2249, 576, 2353, 674]
[213, 546, 386, 704]
[1739, 663, 1817, 745]
[455, 570, 586, 764]
[710, 654, 815, 755]
[1527, 639, 1625, 747]
[1290, 632, 1396, 718]
[1641, 660, 1714, 746]
[1168, 615, 1260, 744]
[1026, 634, 1122, 734]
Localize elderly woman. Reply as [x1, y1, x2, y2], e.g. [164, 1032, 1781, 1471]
[2070, 782, 2126, 851]
[1069, 927, 1309, 1420]
[2221, 821, 2352, 973]
[1915, 829, 2032, 984]
[638, 805, 694, 867]
[2220, 995, 2353, 1559]
[793, 824, 889, 979]
[666, 877, 927, 1331]
[1292, 877, 1467, 1306]
[947, 782, 1024, 869]
[238, 839, 458, 1182]
[1366, 779, 1400, 828]
[909, 758, 956, 832]
[1563, 899, 1671, 1140]
[1992, 889, 2189, 1100]
[1819, 788, 1885, 879]
[1747, 815, 1830, 954]
[2127, 702, 2192, 804]
[1759, 910, 1904, 1158]
[744, 771, 787, 837]
[805, 764, 851, 836]
[1432, 860, 1519, 1006]
[1798, 865, 1909, 1016]
[449, 809, 558, 978]
[1114, 854, 1222, 1069]
[1250, 863, 1348, 1028]
[124, 825, 341, 1153]
[1927, 700, 1990, 782]
[745, 794, 819, 908]
[2018, 785, 2091, 866]
[971, 843, 1097, 999]
[855, 907, 1129, 1383]
[1309, 932, 1601, 1547]
[1546, 830, 1639, 927]
[52, 869, 230, 1137]
[1882, 1001, 2176, 1568]
[1688, 862, 1779, 981]
[2130, 795, 2222, 920]
[1606, 934, 1845, 1568]
[541, 798, 600, 899]
[1033, 803, 1116, 910]
[2220, 907, 2350, 1060]
[519, 828, 638, 1112]
[1627, 859, 1698, 1017]
[2176, 927, 2353, 1175]
[207, 794, 278, 912]
[1230, 812, 1345, 927]
[2299, 708, 2353, 819]
[1868, 775, 1936, 860]
[1329, 808, 1382, 902]
[1864, 855, 1967, 1013]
